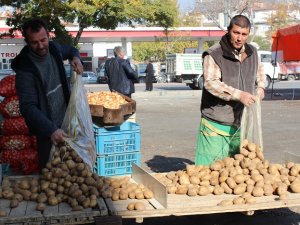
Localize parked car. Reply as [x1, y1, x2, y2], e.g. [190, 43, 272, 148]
[81, 71, 98, 84]
[96, 64, 108, 84]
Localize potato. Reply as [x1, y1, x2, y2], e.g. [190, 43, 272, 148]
[143, 190, 154, 199]
[48, 196, 59, 206]
[210, 162, 222, 171]
[190, 176, 200, 185]
[127, 202, 135, 211]
[135, 192, 144, 200]
[175, 185, 188, 195]
[37, 193, 48, 203]
[223, 157, 234, 167]
[276, 184, 288, 196]
[166, 171, 176, 180]
[187, 187, 198, 196]
[10, 199, 19, 208]
[13, 193, 23, 202]
[119, 190, 128, 200]
[233, 197, 245, 205]
[166, 185, 177, 194]
[247, 142, 256, 152]
[198, 186, 209, 196]
[36, 203, 46, 211]
[213, 185, 224, 195]
[248, 152, 256, 160]
[246, 184, 254, 194]
[19, 180, 30, 190]
[30, 193, 39, 201]
[186, 165, 198, 176]
[289, 179, 300, 193]
[218, 199, 233, 206]
[252, 187, 264, 197]
[218, 175, 227, 184]
[240, 148, 249, 157]
[234, 154, 244, 161]
[179, 174, 190, 185]
[221, 182, 232, 194]
[111, 191, 119, 201]
[226, 177, 237, 189]
[240, 158, 251, 169]
[210, 177, 219, 186]
[233, 184, 246, 195]
[234, 174, 245, 184]
[0, 210, 7, 217]
[241, 139, 249, 148]
[134, 202, 146, 211]
[245, 196, 256, 204]
[256, 150, 264, 160]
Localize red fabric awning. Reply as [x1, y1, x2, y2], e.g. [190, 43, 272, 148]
[272, 24, 300, 62]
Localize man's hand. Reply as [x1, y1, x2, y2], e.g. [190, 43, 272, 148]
[240, 91, 256, 106]
[257, 87, 265, 100]
[51, 129, 67, 145]
[71, 57, 84, 74]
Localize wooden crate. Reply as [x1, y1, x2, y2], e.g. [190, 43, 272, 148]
[89, 92, 136, 125]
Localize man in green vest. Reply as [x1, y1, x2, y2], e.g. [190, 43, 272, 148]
[195, 15, 265, 165]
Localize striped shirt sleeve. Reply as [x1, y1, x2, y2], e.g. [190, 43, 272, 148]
[203, 54, 266, 101]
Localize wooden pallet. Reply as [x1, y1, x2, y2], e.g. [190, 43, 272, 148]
[0, 197, 108, 225]
[103, 155, 300, 222]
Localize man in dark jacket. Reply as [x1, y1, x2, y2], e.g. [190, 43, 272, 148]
[105, 46, 138, 98]
[145, 58, 154, 91]
[11, 18, 83, 169]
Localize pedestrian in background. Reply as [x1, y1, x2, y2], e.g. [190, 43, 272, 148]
[105, 46, 138, 98]
[12, 18, 84, 169]
[145, 58, 154, 91]
[195, 15, 265, 165]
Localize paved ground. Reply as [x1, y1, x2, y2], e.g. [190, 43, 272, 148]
[86, 82, 300, 225]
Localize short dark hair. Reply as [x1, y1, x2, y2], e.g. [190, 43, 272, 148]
[227, 15, 251, 31]
[22, 18, 49, 43]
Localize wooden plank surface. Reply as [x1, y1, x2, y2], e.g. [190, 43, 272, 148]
[0, 197, 107, 224]
[107, 192, 300, 218]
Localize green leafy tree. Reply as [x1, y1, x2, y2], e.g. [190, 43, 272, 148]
[0, 0, 179, 46]
[249, 35, 271, 51]
[265, 4, 296, 40]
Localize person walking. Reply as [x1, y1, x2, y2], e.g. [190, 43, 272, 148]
[11, 18, 84, 169]
[195, 15, 266, 165]
[145, 59, 154, 91]
[104, 46, 138, 98]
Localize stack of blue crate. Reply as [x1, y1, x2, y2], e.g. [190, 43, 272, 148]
[93, 121, 141, 176]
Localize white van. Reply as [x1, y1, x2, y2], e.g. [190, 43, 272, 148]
[258, 50, 280, 89]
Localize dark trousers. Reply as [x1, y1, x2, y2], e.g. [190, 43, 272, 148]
[146, 82, 153, 91]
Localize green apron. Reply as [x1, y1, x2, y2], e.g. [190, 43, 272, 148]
[195, 117, 240, 165]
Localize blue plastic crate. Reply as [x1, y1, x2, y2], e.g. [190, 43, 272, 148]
[93, 151, 140, 176]
[93, 121, 140, 155]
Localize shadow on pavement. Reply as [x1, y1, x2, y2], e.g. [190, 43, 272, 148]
[264, 88, 300, 100]
[123, 207, 300, 225]
[145, 155, 194, 173]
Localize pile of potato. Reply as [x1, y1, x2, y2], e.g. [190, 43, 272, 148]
[0, 143, 152, 213]
[154, 139, 300, 206]
[87, 91, 127, 109]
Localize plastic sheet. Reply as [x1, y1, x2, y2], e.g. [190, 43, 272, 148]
[51, 74, 96, 170]
[240, 97, 263, 150]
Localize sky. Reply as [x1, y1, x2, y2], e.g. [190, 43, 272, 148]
[178, 0, 195, 13]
